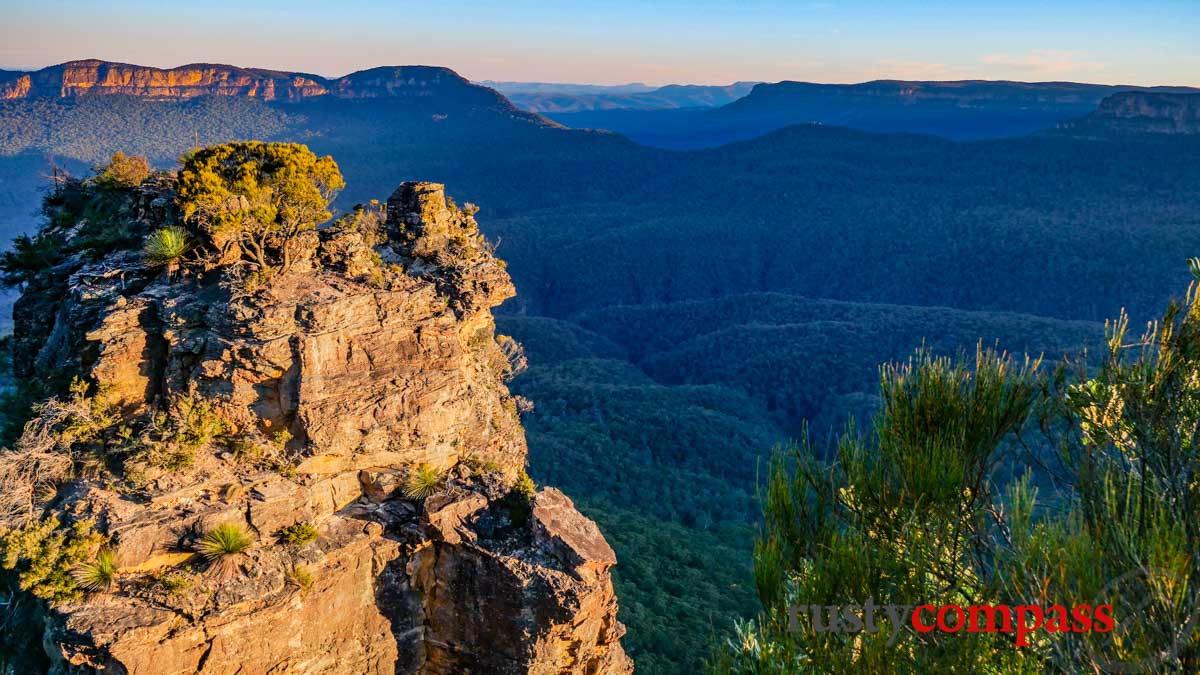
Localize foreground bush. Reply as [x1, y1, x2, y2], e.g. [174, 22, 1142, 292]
[714, 279, 1200, 673]
[0, 518, 103, 603]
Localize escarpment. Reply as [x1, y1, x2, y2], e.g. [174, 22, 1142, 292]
[0, 60, 512, 108]
[0, 161, 631, 673]
[1058, 91, 1200, 136]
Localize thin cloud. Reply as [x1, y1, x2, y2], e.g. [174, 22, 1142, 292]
[978, 50, 1107, 77]
[875, 59, 954, 80]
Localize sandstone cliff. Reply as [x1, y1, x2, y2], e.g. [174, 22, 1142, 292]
[1059, 91, 1200, 136]
[0, 60, 511, 107]
[0, 174, 631, 673]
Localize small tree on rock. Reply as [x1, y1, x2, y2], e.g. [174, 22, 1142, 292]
[95, 152, 151, 189]
[176, 142, 344, 276]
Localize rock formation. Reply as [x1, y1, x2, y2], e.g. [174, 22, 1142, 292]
[0, 60, 508, 105]
[1063, 91, 1200, 135]
[1, 174, 631, 673]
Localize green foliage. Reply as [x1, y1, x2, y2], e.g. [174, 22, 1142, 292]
[128, 395, 229, 476]
[95, 152, 151, 188]
[227, 434, 288, 472]
[288, 564, 314, 593]
[328, 201, 387, 247]
[714, 347, 1041, 673]
[197, 523, 252, 561]
[0, 233, 64, 286]
[197, 523, 252, 582]
[716, 282, 1200, 672]
[71, 548, 118, 592]
[153, 569, 194, 596]
[460, 455, 504, 478]
[515, 356, 775, 527]
[997, 286, 1200, 672]
[0, 86, 1196, 674]
[45, 172, 151, 257]
[168, 396, 226, 451]
[55, 378, 121, 446]
[0, 97, 292, 164]
[586, 500, 759, 675]
[576, 294, 1099, 436]
[498, 469, 539, 530]
[0, 152, 162, 287]
[176, 141, 344, 274]
[142, 226, 192, 267]
[0, 344, 73, 447]
[404, 464, 444, 500]
[10, 377, 123, 478]
[513, 470, 536, 501]
[501, 316, 783, 672]
[279, 522, 319, 546]
[0, 517, 103, 604]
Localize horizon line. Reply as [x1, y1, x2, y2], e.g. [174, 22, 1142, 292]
[3, 58, 1200, 91]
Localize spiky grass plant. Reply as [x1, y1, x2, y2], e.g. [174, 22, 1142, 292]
[403, 464, 443, 500]
[142, 226, 192, 268]
[72, 548, 119, 592]
[196, 523, 252, 580]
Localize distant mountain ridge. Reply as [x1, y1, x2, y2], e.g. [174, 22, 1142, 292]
[0, 59, 517, 104]
[1060, 91, 1200, 135]
[481, 81, 657, 96]
[547, 77, 1200, 147]
[709, 78, 1200, 137]
[730, 79, 1199, 106]
[497, 81, 760, 113]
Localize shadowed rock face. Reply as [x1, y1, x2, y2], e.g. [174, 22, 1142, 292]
[1087, 92, 1200, 134]
[12, 181, 631, 674]
[1052, 92, 1200, 137]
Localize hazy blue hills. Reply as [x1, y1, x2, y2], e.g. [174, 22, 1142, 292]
[546, 78, 1200, 147]
[495, 81, 759, 113]
[482, 80, 658, 95]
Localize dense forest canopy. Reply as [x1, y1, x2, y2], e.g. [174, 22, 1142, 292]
[0, 81, 1196, 672]
[714, 282, 1200, 673]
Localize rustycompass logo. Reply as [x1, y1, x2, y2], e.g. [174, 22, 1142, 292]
[785, 566, 1200, 672]
[787, 599, 1113, 648]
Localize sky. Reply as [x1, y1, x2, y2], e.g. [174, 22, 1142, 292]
[1, 0, 1198, 87]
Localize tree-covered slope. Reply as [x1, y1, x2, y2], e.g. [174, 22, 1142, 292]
[496, 298, 1104, 672]
[0, 69, 1193, 673]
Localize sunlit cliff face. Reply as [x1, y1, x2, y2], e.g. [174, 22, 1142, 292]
[0, 60, 476, 102]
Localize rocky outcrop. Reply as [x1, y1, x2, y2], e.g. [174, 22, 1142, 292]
[0, 60, 328, 101]
[1061, 91, 1200, 135]
[0, 60, 512, 107]
[7, 180, 631, 673]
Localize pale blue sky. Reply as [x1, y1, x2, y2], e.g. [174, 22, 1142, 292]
[1, 0, 1197, 86]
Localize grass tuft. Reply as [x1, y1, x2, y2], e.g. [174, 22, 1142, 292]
[403, 464, 444, 500]
[142, 226, 192, 267]
[197, 523, 252, 560]
[288, 564, 314, 594]
[196, 523, 252, 580]
[72, 548, 119, 592]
